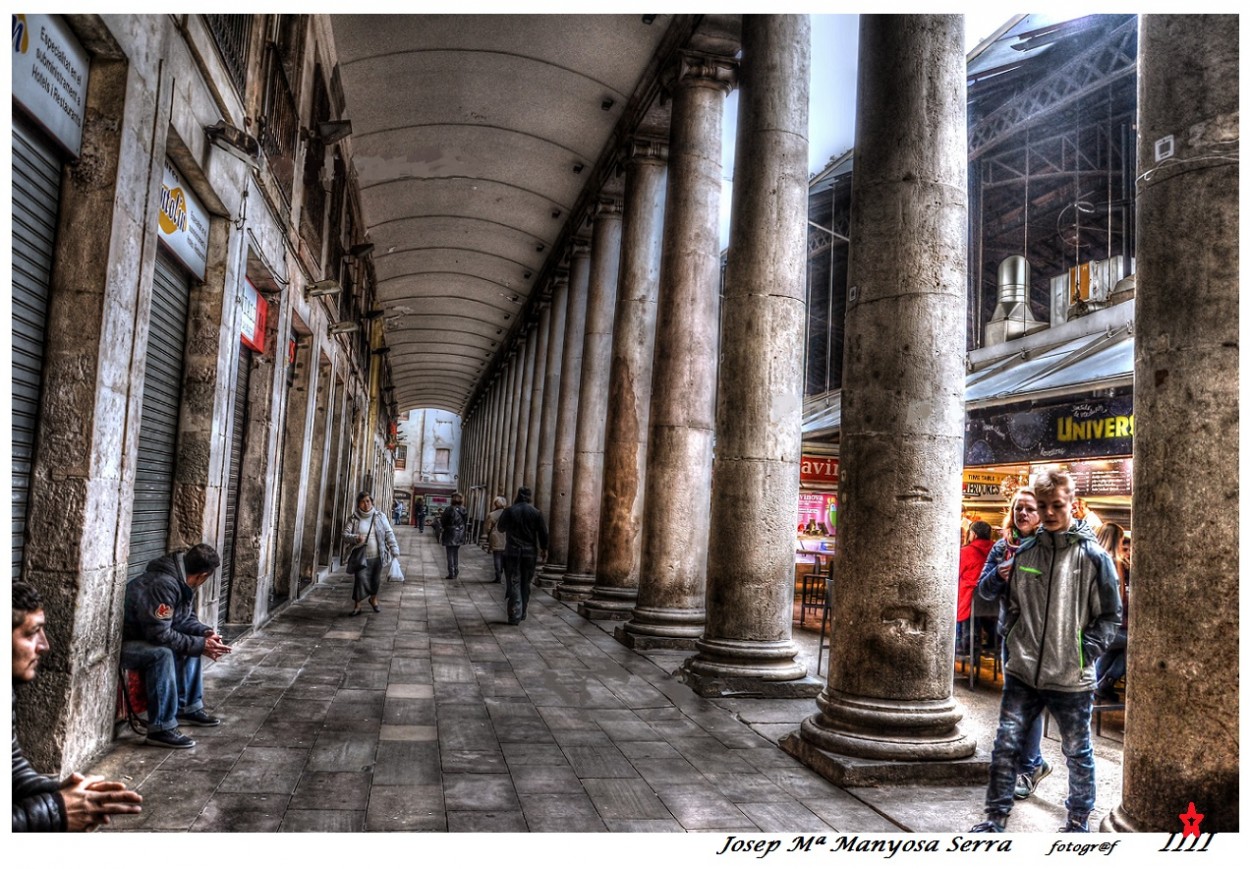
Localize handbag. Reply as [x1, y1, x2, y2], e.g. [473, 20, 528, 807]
[388, 559, 405, 582]
[345, 515, 375, 573]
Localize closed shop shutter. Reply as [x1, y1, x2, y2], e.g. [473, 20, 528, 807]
[127, 245, 192, 578]
[11, 119, 64, 579]
[219, 345, 251, 618]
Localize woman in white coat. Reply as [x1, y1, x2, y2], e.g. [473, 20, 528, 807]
[343, 491, 399, 615]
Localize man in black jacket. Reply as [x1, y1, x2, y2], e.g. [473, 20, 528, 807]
[13, 580, 142, 831]
[496, 486, 549, 625]
[122, 544, 231, 749]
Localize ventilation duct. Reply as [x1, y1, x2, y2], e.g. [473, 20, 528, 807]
[984, 255, 1045, 346]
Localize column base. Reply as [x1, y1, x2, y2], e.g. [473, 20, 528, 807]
[553, 571, 594, 602]
[795, 687, 978, 763]
[678, 637, 817, 696]
[614, 624, 697, 651]
[535, 563, 566, 588]
[577, 585, 638, 620]
[779, 731, 989, 787]
[1101, 806, 1147, 833]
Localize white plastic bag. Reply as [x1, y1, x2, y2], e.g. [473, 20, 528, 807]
[388, 558, 405, 582]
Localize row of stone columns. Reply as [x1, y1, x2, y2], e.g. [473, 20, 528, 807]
[457, 14, 1237, 831]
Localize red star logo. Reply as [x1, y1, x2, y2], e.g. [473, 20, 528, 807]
[1179, 802, 1204, 837]
[154, 603, 173, 620]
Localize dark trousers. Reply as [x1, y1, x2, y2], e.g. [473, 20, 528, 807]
[983, 675, 1095, 821]
[492, 551, 507, 583]
[505, 553, 537, 622]
[445, 546, 461, 577]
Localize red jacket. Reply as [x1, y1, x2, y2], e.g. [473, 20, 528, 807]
[957, 537, 995, 622]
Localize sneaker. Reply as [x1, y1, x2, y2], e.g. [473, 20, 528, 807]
[969, 817, 1007, 833]
[177, 709, 221, 727]
[1058, 816, 1090, 833]
[1014, 759, 1052, 799]
[145, 728, 196, 749]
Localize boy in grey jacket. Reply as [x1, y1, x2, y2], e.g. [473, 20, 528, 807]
[970, 470, 1121, 834]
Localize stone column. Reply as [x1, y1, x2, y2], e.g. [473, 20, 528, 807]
[504, 344, 526, 502]
[539, 244, 591, 585]
[618, 50, 736, 649]
[522, 301, 551, 492]
[510, 328, 537, 497]
[580, 141, 668, 620]
[781, 15, 979, 781]
[535, 273, 569, 521]
[558, 198, 624, 601]
[679, 15, 820, 697]
[485, 370, 508, 524]
[1105, 14, 1238, 834]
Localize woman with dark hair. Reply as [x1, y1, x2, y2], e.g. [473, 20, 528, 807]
[343, 492, 399, 616]
[439, 492, 469, 579]
[1093, 522, 1130, 701]
[956, 520, 995, 650]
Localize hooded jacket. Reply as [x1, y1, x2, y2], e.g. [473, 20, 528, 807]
[983, 519, 1121, 692]
[123, 552, 212, 657]
[957, 536, 995, 622]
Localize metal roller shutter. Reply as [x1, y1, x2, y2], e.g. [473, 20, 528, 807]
[11, 120, 64, 579]
[127, 245, 192, 578]
[219, 346, 251, 618]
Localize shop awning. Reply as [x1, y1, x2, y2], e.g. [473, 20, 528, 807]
[965, 325, 1133, 406]
[801, 323, 1134, 440]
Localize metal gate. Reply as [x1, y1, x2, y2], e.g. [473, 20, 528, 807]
[219, 345, 251, 618]
[126, 246, 192, 578]
[11, 120, 64, 579]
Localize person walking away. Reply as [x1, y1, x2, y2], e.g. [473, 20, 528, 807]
[497, 486, 548, 625]
[122, 544, 231, 749]
[440, 492, 469, 579]
[14, 581, 143, 831]
[484, 496, 509, 583]
[976, 487, 1051, 801]
[415, 497, 427, 533]
[1093, 522, 1130, 701]
[344, 491, 400, 615]
[970, 471, 1121, 834]
[956, 521, 994, 652]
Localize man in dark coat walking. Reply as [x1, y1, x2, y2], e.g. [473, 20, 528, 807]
[13, 580, 142, 831]
[496, 486, 548, 625]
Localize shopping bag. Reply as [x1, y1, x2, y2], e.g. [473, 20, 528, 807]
[388, 558, 405, 582]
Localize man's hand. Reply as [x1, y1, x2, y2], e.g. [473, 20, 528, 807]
[60, 773, 143, 831]
[996, 560, 1013, 580]
[204, 635, 232, 661]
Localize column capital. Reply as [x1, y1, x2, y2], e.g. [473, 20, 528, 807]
[569, 236, 592, 260]
[623, 137, 670, 167]
[664, 50, 739, 95]
[594, 196, 624, 220]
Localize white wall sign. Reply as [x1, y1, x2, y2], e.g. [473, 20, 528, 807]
[157, 158, 210, 279]
[12, 14, 89, 156]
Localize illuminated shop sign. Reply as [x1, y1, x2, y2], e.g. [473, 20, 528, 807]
[799, 454, 839, 487]
[965, 392, 1133, 466]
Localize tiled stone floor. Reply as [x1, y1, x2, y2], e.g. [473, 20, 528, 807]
[88, 525, 1123, 834]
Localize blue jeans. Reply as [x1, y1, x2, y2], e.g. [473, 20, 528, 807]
[120, 640, 204, 733]
[984, 675, 1095, 821]
[445, 545, 461, 577]
[505, 553, 537, 622]
[1000, 640, 1043, 772]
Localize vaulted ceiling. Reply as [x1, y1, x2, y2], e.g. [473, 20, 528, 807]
[330, 14, 684, 415]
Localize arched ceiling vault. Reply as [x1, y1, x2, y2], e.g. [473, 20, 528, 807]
[329, 13, 700, 416]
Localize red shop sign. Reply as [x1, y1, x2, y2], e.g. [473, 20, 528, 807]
[800, 454, 839, 486]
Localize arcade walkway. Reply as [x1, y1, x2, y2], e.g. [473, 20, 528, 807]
[88, 526, 1123, 834]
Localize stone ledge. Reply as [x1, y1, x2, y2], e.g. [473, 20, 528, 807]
[679, 670, 824, 699]
[613, 626, 698, 651]
[779, 732, 991, 787]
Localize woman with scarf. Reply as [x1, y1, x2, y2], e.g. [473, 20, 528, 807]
[343, 491, 400, 616]
[975, 486, 1050, 801]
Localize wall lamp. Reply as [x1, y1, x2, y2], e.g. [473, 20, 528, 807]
[205, 120, 261, 169]
[315, 120, 353, 145]
[328, 320, 360, 335]
[307, 279, 343, 298]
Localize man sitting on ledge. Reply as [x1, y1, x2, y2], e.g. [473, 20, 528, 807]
[122, 543, 232, 749]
